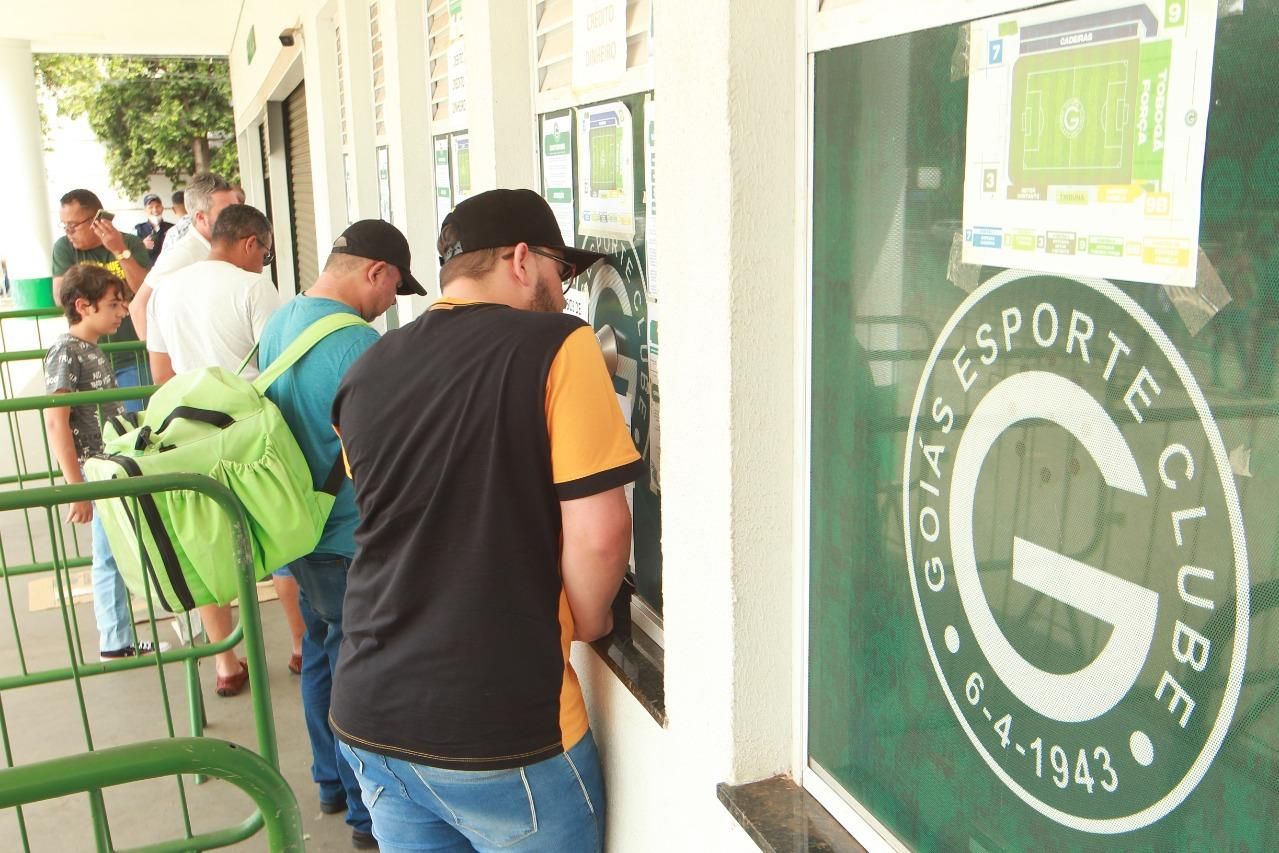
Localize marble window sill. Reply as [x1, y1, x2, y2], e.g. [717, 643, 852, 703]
[717, 775, 867, 853]
[588, 618, 666, 726]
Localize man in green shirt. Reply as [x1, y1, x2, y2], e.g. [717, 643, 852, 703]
[51, 189, 152, 410]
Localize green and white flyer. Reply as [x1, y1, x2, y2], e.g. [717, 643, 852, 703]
[450, 132, 472, 204]
[962, 0, 1216, 287]
[577, 102, 635, 240]
[541, 112, 575, 245]
[433, 137, 452, 225]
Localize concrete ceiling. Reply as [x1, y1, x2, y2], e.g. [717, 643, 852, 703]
[5, 1, 242, 57]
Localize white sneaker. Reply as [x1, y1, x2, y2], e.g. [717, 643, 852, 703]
[100, 640, 171, 662]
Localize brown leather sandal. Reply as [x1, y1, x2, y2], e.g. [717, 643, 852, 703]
[215, 659, 249, 697]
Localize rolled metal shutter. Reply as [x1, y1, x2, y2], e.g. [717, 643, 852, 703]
[284, 83, 318, 293]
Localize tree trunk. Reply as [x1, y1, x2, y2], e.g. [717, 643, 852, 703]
[192, 136, 211, 174]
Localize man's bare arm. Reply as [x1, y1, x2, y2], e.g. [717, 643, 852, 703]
[44, 397, 92, 523]
[560, 486, 633, 642]
[129, 281, 153, 340]
[149, 350, 175, 385]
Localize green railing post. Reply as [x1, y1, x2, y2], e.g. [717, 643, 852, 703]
[0, 738, 304, 852]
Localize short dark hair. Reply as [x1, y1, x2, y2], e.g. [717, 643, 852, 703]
[211, 204, 273, 247]
[323, 253, 369, 275]
[171, 190, 185, 206]
[59, 264, 125, 324]
[60, 189, 103, 212]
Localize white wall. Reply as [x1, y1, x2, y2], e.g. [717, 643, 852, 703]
[230, 0, 443, 305]
[560, 0, 805, 848]
[225, 0, 807, 848]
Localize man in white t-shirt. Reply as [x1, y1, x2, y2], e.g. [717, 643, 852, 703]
[146, 203, 281, 697]
[148, 203, 280, 382]
[130, 172, 239, 339]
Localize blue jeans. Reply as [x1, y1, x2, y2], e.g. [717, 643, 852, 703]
[339, 731, 605, 853]
[114, 363, 143, 415]
[289, 553, 371, 833]
[91, 509, 134, 652]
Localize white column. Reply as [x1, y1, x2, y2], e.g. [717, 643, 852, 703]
[301, 3, 348, 253]
[462, 0, 536, 191]
[383, 0, 439, 308]
[342, 0, 380, 219]
[237, 125, 267, 211]
[656, 0, 799, 785]
[0, 39, 53, 279]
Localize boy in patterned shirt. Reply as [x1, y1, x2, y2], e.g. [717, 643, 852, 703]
[44, 264, 167, 660]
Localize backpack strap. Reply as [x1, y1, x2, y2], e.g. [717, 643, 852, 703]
[235, 345, 259, 377]
[252, 313, 370, 394]
[108, 454, 195, 613]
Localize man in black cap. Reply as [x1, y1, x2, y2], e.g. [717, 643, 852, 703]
[134, 192, 173, 260]
[330, 189, 641, 851]
[258, 219, 424, 851]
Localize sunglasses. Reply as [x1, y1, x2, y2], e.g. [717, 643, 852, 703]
[526, 247, 578, 293]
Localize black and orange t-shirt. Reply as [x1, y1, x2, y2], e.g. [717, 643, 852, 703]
[329, 298, 643, 770]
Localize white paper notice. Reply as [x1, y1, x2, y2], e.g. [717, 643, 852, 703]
[962, 0, 1216, 286]
[577, 102, 635, 241]
[451, 133, 473, 204]
[433, 137, 452, 224]
[542, 113, 575, 245]
[643, 100, 657, 299]
[448, 36, 467, 122]
[573, 0, 627, 90]
[563, 287, 589, 321]
[448, 0, 463, 36]
[376, 145, 392, 224]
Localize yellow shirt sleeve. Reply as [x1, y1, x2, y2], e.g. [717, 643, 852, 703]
[544, 325, 643, 499]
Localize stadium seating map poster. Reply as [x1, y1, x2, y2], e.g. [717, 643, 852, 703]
[962, 0, 1216, 287]
[577, 102, 636, 241]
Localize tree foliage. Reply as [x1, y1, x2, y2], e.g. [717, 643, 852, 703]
[34, 55, 239, 198]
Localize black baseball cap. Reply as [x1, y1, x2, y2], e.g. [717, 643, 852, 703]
[438, 188, 607, 274]
[329, 219, 426, 295]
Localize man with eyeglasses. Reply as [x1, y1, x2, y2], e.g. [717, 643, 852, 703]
[51, 189, 152, 406]
[330, 189, 640, 851]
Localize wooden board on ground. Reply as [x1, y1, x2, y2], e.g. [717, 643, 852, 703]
[26, 574, 279, 615]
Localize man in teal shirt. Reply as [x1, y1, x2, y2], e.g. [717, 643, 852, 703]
[257, 220, 424, 850]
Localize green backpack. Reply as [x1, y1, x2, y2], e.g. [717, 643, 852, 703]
[84, 313, 368, 612]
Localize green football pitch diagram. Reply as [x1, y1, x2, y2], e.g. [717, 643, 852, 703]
[1009, 39, 1141, 186]
[589, 125, 623, 194]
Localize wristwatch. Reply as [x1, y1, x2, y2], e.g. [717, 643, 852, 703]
[115, 249, 132, 261]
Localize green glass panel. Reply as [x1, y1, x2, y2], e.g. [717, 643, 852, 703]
[809, 5, 1279, 850]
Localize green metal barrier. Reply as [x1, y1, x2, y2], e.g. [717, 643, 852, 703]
[0, 432, 281, 848]
[0, 304, 150, 490]
[0, 738, 303, 852]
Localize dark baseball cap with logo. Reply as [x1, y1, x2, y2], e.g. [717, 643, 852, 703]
[329, 219, 426, 295]
[437, 188, 607, 273]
